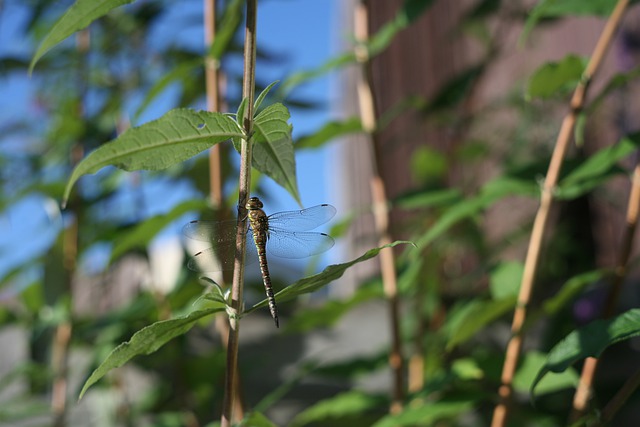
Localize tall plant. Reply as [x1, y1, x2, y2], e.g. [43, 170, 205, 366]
[22, 0, 409, 424]
[4, 0, 640, 425]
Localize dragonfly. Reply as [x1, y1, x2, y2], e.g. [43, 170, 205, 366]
[183, 197, 336, 327]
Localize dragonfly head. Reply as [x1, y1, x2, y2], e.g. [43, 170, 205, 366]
[246, 197, 264, 210]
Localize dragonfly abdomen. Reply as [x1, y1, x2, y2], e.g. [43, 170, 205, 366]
[248, 198, 280, 328]
[254, 233, 279, 328]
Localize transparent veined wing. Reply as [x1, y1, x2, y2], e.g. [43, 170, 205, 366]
[265, 229, 335, 259]
[267, 204, 336, 231]
[183, 203, 336, 271]
[182, 219, 245, 244]
[182, 220, 255, 272]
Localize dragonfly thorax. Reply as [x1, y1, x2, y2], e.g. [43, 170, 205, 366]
[246, 197, 269, 234]
[248, 208, 269, 232]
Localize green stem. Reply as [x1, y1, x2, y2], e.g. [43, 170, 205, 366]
[221, 1, 257, 425]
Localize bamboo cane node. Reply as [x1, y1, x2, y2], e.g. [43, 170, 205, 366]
[539, 182, 557, 197]
[354, 43, 369, 63]
[569, 102, 584, 116]
[206, 56, 220, 69]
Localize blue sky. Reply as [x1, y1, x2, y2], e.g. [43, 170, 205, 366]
[0, 0, 340, 283]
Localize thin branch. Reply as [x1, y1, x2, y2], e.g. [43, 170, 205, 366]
[52, 27, 92, 427]
[355, 0, 404, 413]
[570, 160, 640, 422]
[221, 1, 257, 425]
[204, 0, 245, 420]
[491, 1, 629, 425]
[205, 0, 223, 205]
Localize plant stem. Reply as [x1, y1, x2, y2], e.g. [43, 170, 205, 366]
[51, 321, 72, 427]
[205, 0, 245, 420]
[52, 27, 92, 427]
[204, 0, 223, 205]
[570, 160, 640, 422]
[355, 0, 404, 413]
[221, 1, 257, 425]
[490, 2, 629, 425]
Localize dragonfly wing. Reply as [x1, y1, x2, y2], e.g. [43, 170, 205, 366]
[188, 240, 258, 272]
[267, 204, 336, 231]
[182, 219, 243, 243]
[183, 219, 257, 272]
[188, 245, 233, 272]
[184, 204, 336, 270]
[266, 230, 335, 259]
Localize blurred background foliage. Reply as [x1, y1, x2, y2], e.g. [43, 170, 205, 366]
[2, 0, 640, 426]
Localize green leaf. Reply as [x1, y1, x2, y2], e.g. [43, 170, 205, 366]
[110, 199, 208, 263]
[464, 0, 501, 19]
[525, 55, 585, 100]
[252, 103, 301, 204]
[451, 358, 485, 380]
[198, 287, 228, 307]
[0, 397, 51, 423]
[513, 351, 578, 396]
[43, 235, 71, 315]
[481, 176, 539, 198]
[290, 390, 387, 427]
[530, 0, 621, 17]
[489, 261, 523, 299]
[279, 52, 356, 96]
[531, 308, 640, 396]
[238, 412, 277, 427]
[19, 279, 45, 315]
[574, 111, 587, 146]
[394, 188, 462, 210]
[328, 213, 355, 239]
[63, 109, 242, 205]
[410, 146, 448, 183]
[368, 0, 437, 57]
[372, 398, 476, 427]
[30, 0, 135, 73]
[521, 0, 623, 45]
[413, 190, 496, 250]
[254, 81, 280, 113]
[423, 64, 486, 112]
[446, 296, 517, 350]
[556, 134, 640, 199]
[295, 117, 363, 149]
[78, 305, 224, 399]
[412, 176, 537, 250]
[246, 241, 413, 314]
[412, 196, 487, 250]
[236, 97, 249, 127]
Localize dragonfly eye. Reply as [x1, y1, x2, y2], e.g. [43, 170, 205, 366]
[246, 197, 263, 210]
